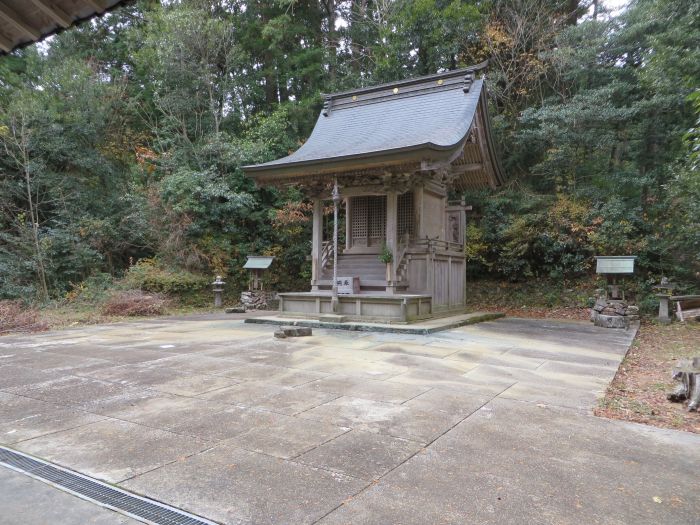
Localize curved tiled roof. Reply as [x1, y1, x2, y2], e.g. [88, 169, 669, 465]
[244, 64, 505, 188]
[257, 80, 482, 168]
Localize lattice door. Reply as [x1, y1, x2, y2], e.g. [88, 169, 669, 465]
[351, 197, 368, 246]
[367, 196, 386, 245]
[397, 191, 414, 239]
[351, 196, 386, 247]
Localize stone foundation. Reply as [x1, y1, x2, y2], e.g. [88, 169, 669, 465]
[278, 292, 434, 323]
[590, 298, 639, 329]
[241, 290, 277, 310]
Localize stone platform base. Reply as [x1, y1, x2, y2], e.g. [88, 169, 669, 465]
[245, 311, 504, 335]
[591, 311, 640, 329]
[278, 292, 435, 323]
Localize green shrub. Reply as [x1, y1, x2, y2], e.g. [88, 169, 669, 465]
[378, 244, 393, 264]
[64, 273, 114, 304]
[123, 258, 210, 296]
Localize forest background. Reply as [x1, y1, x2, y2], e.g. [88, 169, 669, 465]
[1, 0, 698, 314]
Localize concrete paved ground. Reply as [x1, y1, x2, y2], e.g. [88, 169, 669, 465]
[0, 316, 698, 524]
[0, 467, 140, 525]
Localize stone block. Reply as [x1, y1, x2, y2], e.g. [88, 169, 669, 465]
[593, 313, 629, 329]
[275, 326, 312, 338]
[319, 314, 347, 323]
[225, 306, 246, 314]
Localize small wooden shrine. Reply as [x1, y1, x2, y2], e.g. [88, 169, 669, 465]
[244, 63, 505, 322]
[243, 256, 275, 291]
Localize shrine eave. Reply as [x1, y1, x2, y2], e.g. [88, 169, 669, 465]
[244, 141, 460, 181]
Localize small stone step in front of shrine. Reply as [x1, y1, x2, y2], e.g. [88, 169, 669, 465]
[247, 310, 504, 334]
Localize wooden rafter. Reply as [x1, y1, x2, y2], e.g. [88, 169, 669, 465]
[0, 31, 12, 52]
[0, 1, 40, 40]
[473, 103, 497, 190]
[451, 163, 482, 175]
[30, 0, 72, 29]
[84, 0, 106, 14]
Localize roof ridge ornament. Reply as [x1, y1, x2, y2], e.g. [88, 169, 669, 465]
[322, 95, 333, 117]
[463, 70, 476, 93]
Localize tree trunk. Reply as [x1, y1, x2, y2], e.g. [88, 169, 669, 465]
[325, 0, 337, 83]
[564, 0, 581, 26]
[22, 155, 49, 302]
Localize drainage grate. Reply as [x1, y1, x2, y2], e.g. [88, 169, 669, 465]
[0, 446, 216, 525]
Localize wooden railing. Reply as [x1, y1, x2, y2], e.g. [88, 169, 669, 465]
[321, 241, 334, 271]
[393, 239, 409, 283]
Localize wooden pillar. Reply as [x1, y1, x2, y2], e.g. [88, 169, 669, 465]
[345, 197, 352, 250]
[311, 198, 323, 291]
[440, 196, 447, 241]
[386, 191, 398, 293]
[414, 186, 424, 238]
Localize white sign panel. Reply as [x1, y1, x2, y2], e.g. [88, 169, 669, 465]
[336, 277, 360, 295]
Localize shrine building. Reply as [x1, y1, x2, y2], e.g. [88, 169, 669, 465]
[244, 63, 505, 323]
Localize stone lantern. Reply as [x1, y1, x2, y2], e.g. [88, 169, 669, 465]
[212, 275, 225, 308]
[654, 277, 676, 324]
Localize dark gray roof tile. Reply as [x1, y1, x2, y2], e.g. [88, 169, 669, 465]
[251, 79, 482, 169]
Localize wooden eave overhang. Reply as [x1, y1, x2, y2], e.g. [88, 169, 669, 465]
[0, 0, 130, 55]
[246, 141, 460, 181]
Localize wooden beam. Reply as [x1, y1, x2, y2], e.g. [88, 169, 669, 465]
[450, 163, 482, 175]
[84, 0, 106, 13]
[0, 31, 12, 53]
[31, 0, 72, 28]
[0, 2, 41, 40]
